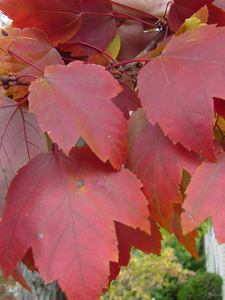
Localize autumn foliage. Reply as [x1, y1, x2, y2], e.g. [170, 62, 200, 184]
[0, 0, 225, 299]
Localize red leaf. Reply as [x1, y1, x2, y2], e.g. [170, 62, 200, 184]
[170, 204, 199, 259]
[0, 28, 64, 99]
[115, 218, 162, 267]
[0, 147, 149, 300]
[111, 81, 141, 120]
[59, 0, 117, 57]
[0, 0, 81, 46]
[0, 95, 48, 216]
[29, 61, 128, 169]
[22, 248, 37, 272]
[137, 25, 225, 161]
[108, 261, 121, 282]
[181, 153, 225, 244]
[126, 109, 200, 229]
[104, 218, 162, 291]
[214, 97, 225, 119]
[11, 263, 32, 293]
[207, 3, 225, 26]
[104, 218, 162, 292]
[168, 0, 214, 31]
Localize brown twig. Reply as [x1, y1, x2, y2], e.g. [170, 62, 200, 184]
[0, 73, 30, 90]
[137, 29, 166, 57]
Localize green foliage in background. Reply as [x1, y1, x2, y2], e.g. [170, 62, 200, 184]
[162, 227, 206, 272]
[101, 247, 195, 300]
[177, 272, 223, 300]
[101, 224, 219, 300]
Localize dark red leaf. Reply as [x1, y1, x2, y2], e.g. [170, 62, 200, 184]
[170, 204, 199, 259]
[137, 25, 225, 161]
[11, 263, 32, 292]
[214, 97, 225, 119]
[29, 61, 128, 169]
[0, 0, 81, 46]
[115, 218, 162, 267]
[181, 153, 225, 244]
[111, 81, 141, 120]
[107, 261, 121, 284]
[0, 147, 149, 300]
[207, 3, 225, 26]
[126, 109, 200, 229]
[168, 0, 214, 32]
[59, 0, 117, 57]
[21, 248, 37, 272]
[0, 95, 48, 216]
[105, 218, 162, 291]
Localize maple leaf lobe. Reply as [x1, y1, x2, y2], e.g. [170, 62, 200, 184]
[29, 61, 127, 169]
[0, 147, 149, 300]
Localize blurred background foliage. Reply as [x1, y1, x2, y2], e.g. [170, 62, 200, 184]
[101, 223, 222, 300]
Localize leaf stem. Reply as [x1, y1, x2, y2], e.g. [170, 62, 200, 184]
[8, 49, 45, 73]
[17, 96, 29, 106]
[113, 11, 157, 27]
[81, 11, 156, 27]
[111, 1, 160, 20]
[16, 74, 40, 81]
[78, 42, 116, 63]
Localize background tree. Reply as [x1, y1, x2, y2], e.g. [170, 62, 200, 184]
[0, 0, 225, 299]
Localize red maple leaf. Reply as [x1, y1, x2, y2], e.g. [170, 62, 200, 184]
[29, 61, 128, 169]
[111, 81, 141, 120]
[181, 152, 225, 244]
[11, 263, 32, 292]
[168, 0, 214, 31]
[126, 108, 200, 229]
[59, 0, 117, 58]
[137, 25, 225, 161]
[115, 218, 162, 267]
[104, 218, 162, 291]
[170, 204, 199, 259]
[0, 0, 81, 46]
[0, 147, 149, 300]
[214, 97, 225, 119]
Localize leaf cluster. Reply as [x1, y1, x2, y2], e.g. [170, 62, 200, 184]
[0, 0, 225, 299]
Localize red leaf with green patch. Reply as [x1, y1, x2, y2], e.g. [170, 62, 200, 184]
[214, 97, 225, 119]
[168, 0, 213, 31]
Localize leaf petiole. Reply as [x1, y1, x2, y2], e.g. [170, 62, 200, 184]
[111, 1, 160, 20]
[8, 49, 45, 73]
[81, 11, 156, 28]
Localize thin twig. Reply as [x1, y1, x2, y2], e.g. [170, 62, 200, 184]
[137, 29, 165, 57]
